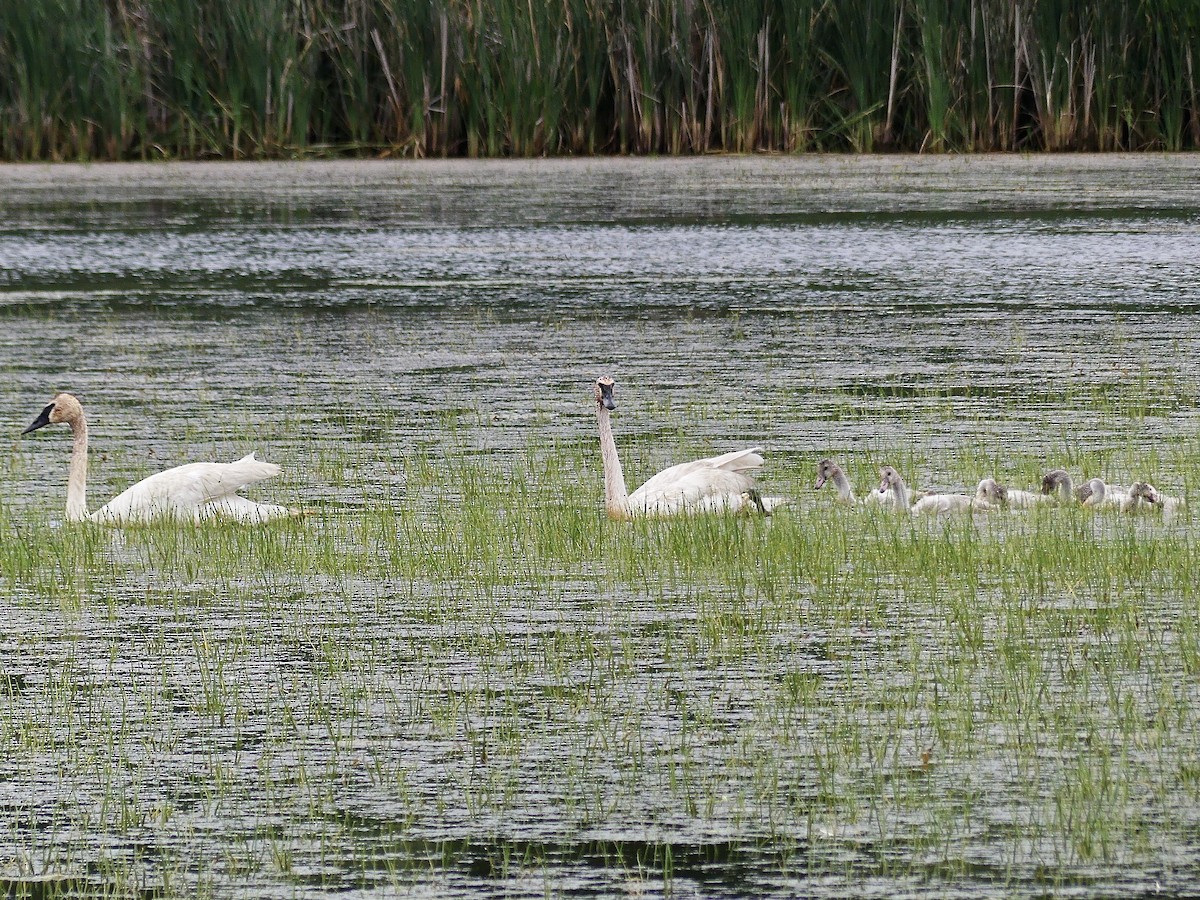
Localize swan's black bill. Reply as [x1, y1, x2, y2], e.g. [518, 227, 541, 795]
[599, 383, 616, 410]
[22, 404, 54, 435]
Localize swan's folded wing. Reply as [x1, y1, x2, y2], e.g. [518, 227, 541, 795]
[123, 453, 281, 508]
[629, 465, 757, 515]
[179, 453, 283, 504]
[631, 447, 764, 500]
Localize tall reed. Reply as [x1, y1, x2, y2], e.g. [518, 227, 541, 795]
[1, 0, 1197, 159]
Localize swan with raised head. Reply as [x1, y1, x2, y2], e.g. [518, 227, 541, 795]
[880, 466, 994, 515]
[814, 459, 886, 505]
[22, 393, 296, 525]
[975, 478, 1053, 508]
[594, 377, 785, 518]
[877, 465, 912, 511]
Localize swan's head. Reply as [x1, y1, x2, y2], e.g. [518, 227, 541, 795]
[594, 376, 616, 411]
[814, 458, 841, 491]
[1041, 469, 1072, 497]
[878, 465, 902, 492]
[22, 393, 83, 434]
[976, 478, 1008, 504]
[1130, 482, 1160, 503]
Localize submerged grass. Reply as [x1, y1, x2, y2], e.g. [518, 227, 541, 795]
[1, 0, 1199, 159]
[2, 380, 1199, 895]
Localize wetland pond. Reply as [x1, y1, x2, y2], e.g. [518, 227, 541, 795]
[3, 155, 1200, 897]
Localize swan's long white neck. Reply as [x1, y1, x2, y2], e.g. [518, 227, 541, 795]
[597, 404, 630, 518]
[66, 414, 90, 522]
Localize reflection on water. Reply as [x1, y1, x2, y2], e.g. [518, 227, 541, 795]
[1, 157, 1200, 898]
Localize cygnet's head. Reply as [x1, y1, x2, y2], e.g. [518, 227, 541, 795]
[878, 465, 903, 492]
[740, 488, 769, 516]
[976, 478, 1008, 504]
[815, 459, 842, 491]
[23, 393, 84, 434]
[1130, 481, 1160, 503]
[1041, 469, 1072, 497]
[594, 376, 616, 411]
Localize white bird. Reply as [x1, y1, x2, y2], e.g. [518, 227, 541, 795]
[22, 393, 297, 525]
[593, 376, 786, 519]
[975, 478, 1054, 508]
[814, 459, 886, 505]
[879, 466, 994, 515]
[1137, 482, 1186, 520]
[1071, 477, 1157, 513]
[1076, 477, 1141, 511]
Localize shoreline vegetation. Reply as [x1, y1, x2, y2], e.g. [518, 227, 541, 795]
[2, 0, 1198, 162]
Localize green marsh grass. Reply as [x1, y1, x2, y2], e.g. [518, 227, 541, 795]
[3, 0, 1199, 159]
[3, 374, 1200, 894]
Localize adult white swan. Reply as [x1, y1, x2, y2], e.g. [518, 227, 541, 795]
[22, 393, 296, 525]
[594, 376, 785, 518]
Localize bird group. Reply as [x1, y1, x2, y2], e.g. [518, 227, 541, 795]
[592, 376, 1185, 521]
[20, 379, 1186, 527]
[816, 459, 1184, 518]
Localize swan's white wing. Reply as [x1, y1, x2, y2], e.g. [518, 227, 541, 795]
[166, 453, 282, 506]
[631, 447, 763, 499]
[629, 464, 758, 515]
[92, 452, 285, 523]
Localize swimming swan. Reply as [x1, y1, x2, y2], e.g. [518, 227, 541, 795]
[814, 459, 886, 505]
[1040, 470, 1081, 504]
[1137, 482, 1186, 519]
[1075, 477, 1144, 511]
[594, 376, 785, 518]
[975, 478, 1054, 508]
[879, 466, 994, 515]
[1073, 477, 1151, 512]
[23, 393, 297, 525]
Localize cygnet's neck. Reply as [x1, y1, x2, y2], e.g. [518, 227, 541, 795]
[832, 468, 854, 501]
[885, 474, 909, 509]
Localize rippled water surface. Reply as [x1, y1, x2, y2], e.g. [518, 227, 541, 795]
[2, 156, 1200, 898]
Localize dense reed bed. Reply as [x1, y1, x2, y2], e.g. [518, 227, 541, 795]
[2, 0, 1199, 160]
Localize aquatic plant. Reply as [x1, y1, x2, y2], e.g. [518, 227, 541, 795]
[1, 0, 1198, 159]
